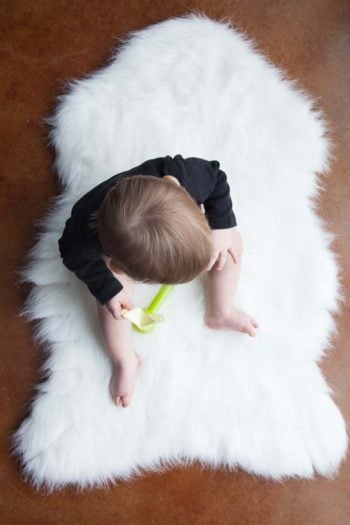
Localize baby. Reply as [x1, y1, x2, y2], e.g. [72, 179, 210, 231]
[58, 154, 259, 408]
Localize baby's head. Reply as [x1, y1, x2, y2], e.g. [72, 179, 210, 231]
[90, 174, 213, 284]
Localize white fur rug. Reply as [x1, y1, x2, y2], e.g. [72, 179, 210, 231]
[12, 13, 348, 491]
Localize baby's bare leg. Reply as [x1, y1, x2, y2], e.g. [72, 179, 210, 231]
[204, 238, 259, 337]
[96, 266, 140, 408]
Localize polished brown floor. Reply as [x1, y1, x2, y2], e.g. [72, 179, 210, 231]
[1, 1, 349, 523]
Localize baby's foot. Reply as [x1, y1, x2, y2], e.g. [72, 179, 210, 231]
[205, 308, 259, 337]
[110, 352, 141, 408]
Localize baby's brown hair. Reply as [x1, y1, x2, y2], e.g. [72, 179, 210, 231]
[89, 175, 213, 284]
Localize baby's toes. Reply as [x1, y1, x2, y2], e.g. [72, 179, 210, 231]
[245, 326, 254, 337]
[115, 396, 123, 407]
[121, 395, 131, 407]
[246, 321, 258, 337]
[114, 392, 132, 407]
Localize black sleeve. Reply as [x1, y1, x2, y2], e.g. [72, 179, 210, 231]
[58, 218, 123, 306]
[203, 160, 237, 229]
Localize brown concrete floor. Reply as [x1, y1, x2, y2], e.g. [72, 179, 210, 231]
[1, 1, 349, 523]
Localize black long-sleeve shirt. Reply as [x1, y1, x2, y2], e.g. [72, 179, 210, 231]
[58, 154, 237, 305]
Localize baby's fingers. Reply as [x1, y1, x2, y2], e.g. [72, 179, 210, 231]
[206, 250, 219, 271]
[228, 246, 237, 264]
[216, 251, 227, 271]
[107, 304, 122, 320]
[122, 300, 134, 311]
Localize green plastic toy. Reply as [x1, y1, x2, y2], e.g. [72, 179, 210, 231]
[121, 284, 174, 333]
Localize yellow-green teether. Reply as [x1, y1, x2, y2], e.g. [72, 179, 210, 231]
[121, 284, 174, 333]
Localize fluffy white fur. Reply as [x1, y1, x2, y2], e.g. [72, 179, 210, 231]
[12, 13, 348, 491]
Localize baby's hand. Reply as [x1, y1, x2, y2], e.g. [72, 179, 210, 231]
[206, 227, 243, 271]
[105, 291, 134, 320]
